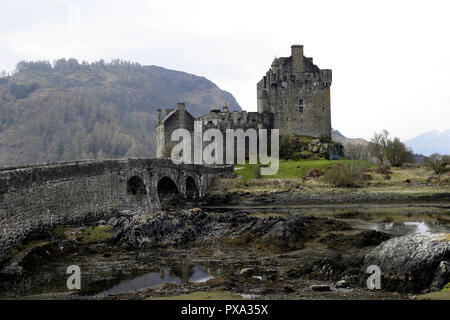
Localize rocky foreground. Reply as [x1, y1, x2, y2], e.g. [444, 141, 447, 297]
[1, 206, 449, 299]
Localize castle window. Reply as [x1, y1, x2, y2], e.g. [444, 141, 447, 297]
[298, 99, 304, 113]
[322, 106, 325, 112]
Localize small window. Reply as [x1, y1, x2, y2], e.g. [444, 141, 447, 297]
[322, 106, 325, 112]
[298, 99, 304, 113]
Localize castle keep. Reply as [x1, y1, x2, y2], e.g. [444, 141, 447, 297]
[257, 45, 332, 138]
[156, 45, 332, 159]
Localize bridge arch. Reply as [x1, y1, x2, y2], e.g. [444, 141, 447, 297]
[157, 176, 181, 207]
[127, 176, 147, 196]
[185, 176, 199, 199]
[126, 175, 150, 211]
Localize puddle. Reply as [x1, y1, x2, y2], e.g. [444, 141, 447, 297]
[97, 264, 214, 297]
[369, 221, 450, 236]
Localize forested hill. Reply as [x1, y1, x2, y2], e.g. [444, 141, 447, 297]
[0, 59, 241, 166]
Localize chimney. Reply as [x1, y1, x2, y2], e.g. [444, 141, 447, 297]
[223, 101, 229, 113]
[291, 45, 304, 73]
[177, 102, 185, 111]
[157, 109, 162, 123]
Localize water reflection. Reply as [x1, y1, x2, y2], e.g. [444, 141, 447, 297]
[370, 221, 449, 235]
[99, 264, 213, 296]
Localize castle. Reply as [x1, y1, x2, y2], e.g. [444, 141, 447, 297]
[156, 45, 332, 158]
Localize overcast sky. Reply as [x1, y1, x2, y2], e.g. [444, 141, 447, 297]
[1, 0, 449, 140]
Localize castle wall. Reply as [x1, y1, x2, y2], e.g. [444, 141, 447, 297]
[156, 104, 195, 158]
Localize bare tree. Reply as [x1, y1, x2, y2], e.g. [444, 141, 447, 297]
[427, 153, 450, 174]
[344, 143, 370, 161]
[368, 130, 390, 165]
[369, 130, 415, 167]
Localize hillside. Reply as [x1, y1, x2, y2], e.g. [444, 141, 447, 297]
[331, 129, 368, 146]
[404, 130, 450, 156]
[0, 59, 241, 166]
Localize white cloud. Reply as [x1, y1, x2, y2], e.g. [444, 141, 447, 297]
[0, 0, 449, 141]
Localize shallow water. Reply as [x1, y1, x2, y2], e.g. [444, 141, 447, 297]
[97, 264, 214, 296]
[369, 221, 450, 236]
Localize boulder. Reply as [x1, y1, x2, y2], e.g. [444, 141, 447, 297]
[363, 233, 450, 293]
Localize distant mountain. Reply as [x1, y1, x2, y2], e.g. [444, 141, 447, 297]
[404, 130, 450, 156]
[0, 59, 241, 166]
[332, 129, 368, 146]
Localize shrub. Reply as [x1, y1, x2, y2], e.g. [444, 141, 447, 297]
[427, 153, 450, 174]
[302, 168, 324, 181]
[322, 161, 367, 187]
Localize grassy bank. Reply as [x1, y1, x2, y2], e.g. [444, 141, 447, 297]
[208, 160, 450, 204]
[235, 159, 372, 182]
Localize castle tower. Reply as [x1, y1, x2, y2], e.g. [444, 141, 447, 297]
[256, 44, 332, 138]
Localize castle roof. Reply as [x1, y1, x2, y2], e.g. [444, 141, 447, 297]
[160, 109, 177, 124]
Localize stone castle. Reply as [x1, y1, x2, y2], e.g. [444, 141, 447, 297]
[156, 45, 332, 158]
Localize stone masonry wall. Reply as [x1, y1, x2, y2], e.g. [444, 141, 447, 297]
[0, 158, 233, 261]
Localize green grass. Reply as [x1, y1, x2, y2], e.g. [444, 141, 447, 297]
[234, 159, 373, 182]
[149, 291, 244, 300]
[79, 225, 114, 244]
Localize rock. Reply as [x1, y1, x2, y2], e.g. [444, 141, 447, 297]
[284, 285, 296, 293]
[310, 284, 331, 292]
[1, 262, 23, 275]
[107, 217, 119, 227]
[363, 233, 450, 293]
[335, 280, 349, 288]
[239, 268, 256, 277]
[430, 261, 450, 292]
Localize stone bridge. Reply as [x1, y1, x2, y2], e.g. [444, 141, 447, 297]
[0, 158, 233, 260]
